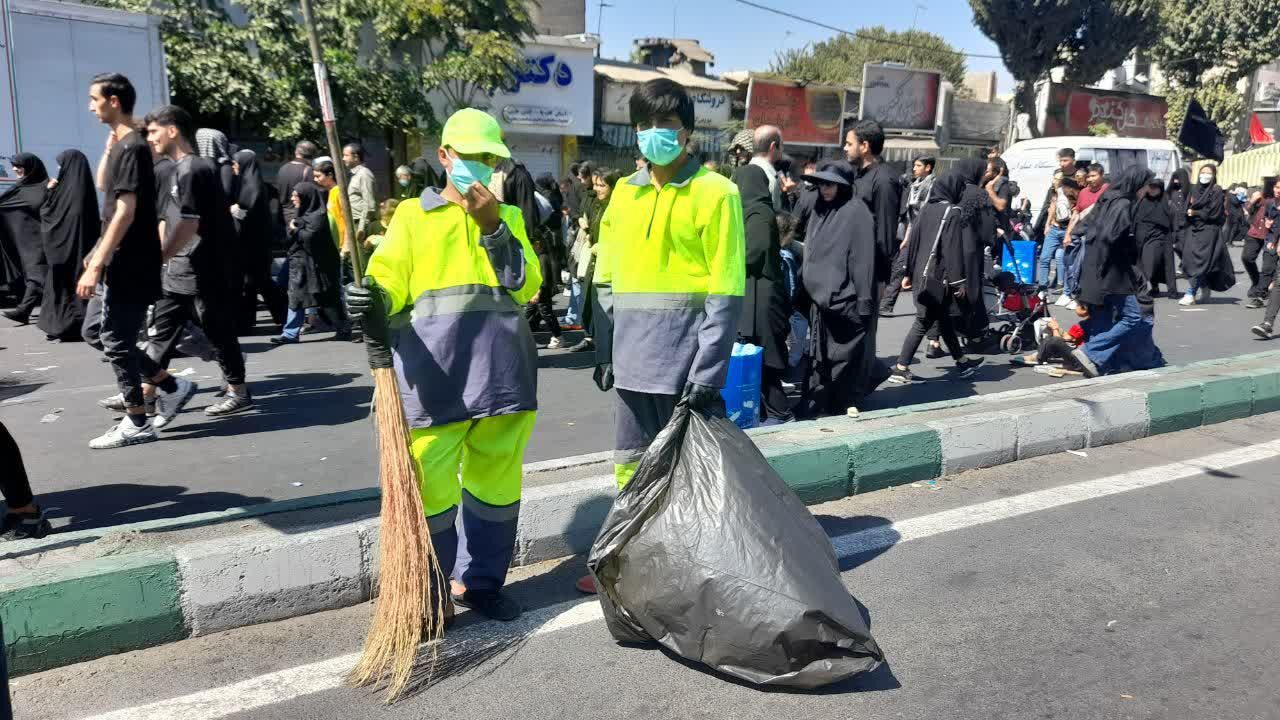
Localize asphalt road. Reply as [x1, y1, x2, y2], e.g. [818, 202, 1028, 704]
[13, 414, 1280, 720]
[0, 245, 1274, 531]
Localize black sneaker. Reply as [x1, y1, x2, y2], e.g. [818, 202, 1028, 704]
[269, 335, 299, 345]
[1246, 297, 1266, 309]
[568, 337, 594, 353]
[456, 589, 522, 622]
[1252, 323, 1273, 340]
[924, 343, 946, 359]
[887, 366, 914, 385]
[2, 308, 29, 325]
[1, 507, 51, 540]
[205, 391, 254, 416]
[954, 357, 985, 378]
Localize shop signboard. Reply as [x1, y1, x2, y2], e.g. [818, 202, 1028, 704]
[745, 77, 844, 146]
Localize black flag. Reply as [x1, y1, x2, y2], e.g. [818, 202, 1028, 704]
[1179, 98, 1225, 162]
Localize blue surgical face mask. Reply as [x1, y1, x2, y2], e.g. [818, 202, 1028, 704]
[1236, 190, 1248, 202]
[448, 153, 494, 193]
[637, 127, 684, 167]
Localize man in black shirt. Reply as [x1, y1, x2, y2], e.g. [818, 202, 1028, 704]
[844, 119, 901, 407]
[277, 140, 317, 227]
[143, 104, 252, 421]
[78, 73, 195, 449]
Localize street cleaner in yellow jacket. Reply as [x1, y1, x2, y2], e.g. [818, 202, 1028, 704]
[577, 78, 746, 594]
[346, 109, 541, 621]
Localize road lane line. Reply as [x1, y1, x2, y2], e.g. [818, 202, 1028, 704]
[76, 438, 1280, 720]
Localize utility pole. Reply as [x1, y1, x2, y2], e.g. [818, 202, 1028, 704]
[595, 0, 611, 57]
[298, 0, 363, 285]
[908, 2, 925, 67]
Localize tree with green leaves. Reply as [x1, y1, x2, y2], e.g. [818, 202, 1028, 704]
[85, 0, 533, 141]
[1146, 0, 1280, 150]
[770, 26, 966, 88]
[969, 0, 1159, 137]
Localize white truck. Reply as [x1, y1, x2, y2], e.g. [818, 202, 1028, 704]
[0, 0, 168, 184]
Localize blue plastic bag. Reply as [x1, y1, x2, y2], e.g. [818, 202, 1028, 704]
[720, 343, 763, 429]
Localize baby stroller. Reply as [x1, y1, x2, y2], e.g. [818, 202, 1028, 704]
[990, 270, 1050, 355]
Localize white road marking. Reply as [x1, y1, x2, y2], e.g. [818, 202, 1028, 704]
[77, 438, 1280, 720]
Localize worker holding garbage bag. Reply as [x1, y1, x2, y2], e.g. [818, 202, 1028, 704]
[582, 78, 884, 688]
[575, 77, 746, 594]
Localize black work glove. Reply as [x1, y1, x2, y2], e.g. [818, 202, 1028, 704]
[593, 363, 614, 392]
[683, 382, 726, 418]
[344, 279, 392, 369]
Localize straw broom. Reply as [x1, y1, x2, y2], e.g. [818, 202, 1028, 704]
[297, 0, 445, 702]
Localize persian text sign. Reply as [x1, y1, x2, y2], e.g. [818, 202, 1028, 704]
[859, 64, 941, 132]
[1043, 83, 1168, 139]
[745, 78, 844, 146]
[602, 82, 732, 128]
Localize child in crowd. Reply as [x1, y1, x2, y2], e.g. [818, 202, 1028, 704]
[362, 198, 399, 254]
[1013, 301, 1091, 372]
[777, 212, 808, 377]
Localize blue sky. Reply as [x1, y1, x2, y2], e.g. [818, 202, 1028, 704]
[587, 0, 1014, 92]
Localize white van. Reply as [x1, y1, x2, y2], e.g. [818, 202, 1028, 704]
[1002, 136, 1184, 222]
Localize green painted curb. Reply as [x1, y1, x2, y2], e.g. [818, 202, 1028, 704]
[1147, 380, 1205, 435]
[762, 434, 852, 504]
[1, 552, 185, 674]
[847, 425, 942, 494]
[1201, 375, 1254, 424]
[1245, 369, 1280, 415]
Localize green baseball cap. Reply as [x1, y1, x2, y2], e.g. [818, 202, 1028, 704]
[441, 108, 510, 159]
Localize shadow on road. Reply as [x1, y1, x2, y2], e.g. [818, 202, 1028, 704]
[161, 371, 369, 440]
[36, 482, 273, 532]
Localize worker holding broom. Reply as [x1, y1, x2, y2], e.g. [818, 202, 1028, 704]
[577, 78, 746, 593]
[346, 108, 541, 622]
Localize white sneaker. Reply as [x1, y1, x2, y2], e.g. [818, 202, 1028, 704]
[1065, 300, 1079, 310]
[547, 336, 563, 350]
[1055, 294, 1071, 307]
[153, 377, 198, 430]
[1179, 293, 1195, 307]
[89, 416, 157, 449]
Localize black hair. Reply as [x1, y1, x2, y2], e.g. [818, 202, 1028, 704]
[914, 155, 936, 169]
[343, 142, 365, 161]
[578, 161, 594, 179]
[1057, 147, 1076, 159]
[142, 104, 196, 144]
[1060, 177, 1080, 191]
[774, 154, 794, 174]
[988, 156, 1008, 177]
[776, 211, 796, 245]
[1087, 163, 1104, 175]
[594, 167, 622, 189]
[569, 162, 581, 176]
[630, 78, 695, 131]
[90, 72, 137, 114]
[314, 160, 336, 178]
[295, 141, 318, 161]
[849, 119, 885, 156]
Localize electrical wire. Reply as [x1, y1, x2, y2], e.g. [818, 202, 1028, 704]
[730, 0, 1006, 60]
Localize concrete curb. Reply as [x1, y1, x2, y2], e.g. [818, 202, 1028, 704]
[7, 351, 1280, 674]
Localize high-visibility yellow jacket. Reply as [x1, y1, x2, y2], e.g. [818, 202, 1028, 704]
[327, 187, 347, 249]
[365, 190, 542, 428]
[596, 158, 746, 394]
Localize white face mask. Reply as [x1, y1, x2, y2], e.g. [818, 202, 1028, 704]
[1199, 173, 1213, 185]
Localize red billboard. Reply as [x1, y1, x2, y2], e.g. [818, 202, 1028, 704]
[746, 78, 845, 146]
[1042, 83, 1168, 139]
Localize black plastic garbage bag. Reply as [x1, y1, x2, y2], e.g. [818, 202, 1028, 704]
[587, 403, 884, 688]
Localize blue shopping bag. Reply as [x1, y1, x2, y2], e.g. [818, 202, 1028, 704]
[720, 343, 763, 430]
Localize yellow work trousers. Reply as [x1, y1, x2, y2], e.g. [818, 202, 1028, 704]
[409, 411, 537, 517]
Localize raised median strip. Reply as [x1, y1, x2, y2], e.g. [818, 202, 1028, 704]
[6, 351, 1280, 674]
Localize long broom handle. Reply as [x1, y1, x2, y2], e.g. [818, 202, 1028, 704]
[298, 0, 365, 290]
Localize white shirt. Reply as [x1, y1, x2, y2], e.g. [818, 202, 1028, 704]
[749, 156, 782, 209]
[1055, 188, 1072, 222]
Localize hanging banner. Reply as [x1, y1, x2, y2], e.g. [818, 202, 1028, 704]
[745, 77, 844, 147]
[1041, 83, 1168, 139]
[859, 64, 941, 133]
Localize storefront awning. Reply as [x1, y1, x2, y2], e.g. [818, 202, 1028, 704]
[1196, 143, 1280, 187]
[594, 62, 737, 92]
[881, 137, 941, 165]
